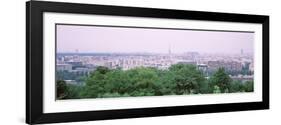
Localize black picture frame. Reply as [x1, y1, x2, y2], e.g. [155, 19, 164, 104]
[26, 1, 269, 124]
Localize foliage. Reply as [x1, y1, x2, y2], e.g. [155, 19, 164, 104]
[65, 84, 83, 99]
[169, 64, 205, 94]
[229, 80, 244, 92]
[56, 80, 67, 99]
[213, 85, 221, 93]
[228, 80, 254, 93]
[56, 64, 254, 99]
[56, 80, 83, 99]
[244, 81, 254, 92]
[209, 68, 232, 93]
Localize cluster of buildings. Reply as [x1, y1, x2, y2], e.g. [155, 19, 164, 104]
[56, 51, 254, 83]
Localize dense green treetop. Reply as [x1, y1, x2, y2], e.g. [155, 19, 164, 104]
[56, 64, 254, 99]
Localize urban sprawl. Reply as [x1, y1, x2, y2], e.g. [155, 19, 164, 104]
[56, 50, 254, 85]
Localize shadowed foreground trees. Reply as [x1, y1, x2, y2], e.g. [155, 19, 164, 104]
[169, 64, 205, 94]
[209, 68, 232, 93]
[56, 80, 83, 99]
[56, 64, 254, 99]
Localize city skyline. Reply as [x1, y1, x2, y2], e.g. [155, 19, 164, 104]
[57, 24, 254, 54]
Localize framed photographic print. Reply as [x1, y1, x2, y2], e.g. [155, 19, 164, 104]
[26, 1, 269, 124]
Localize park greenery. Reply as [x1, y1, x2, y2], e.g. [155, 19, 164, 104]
[56, 64, 254, 100]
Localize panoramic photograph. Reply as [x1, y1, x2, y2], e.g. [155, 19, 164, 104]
[55, 24, 254, 100]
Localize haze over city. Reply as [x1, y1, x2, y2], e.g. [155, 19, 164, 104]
[56, 24, 255, 99]
[56, 24, 254, 54]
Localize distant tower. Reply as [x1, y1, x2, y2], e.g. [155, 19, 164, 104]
[168, 44, 171, 55]
[74, 49, 79, 61]
[241, 49, 244, 55]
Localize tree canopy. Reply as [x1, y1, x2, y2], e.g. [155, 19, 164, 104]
[209, 67, 232, 93]
[56, 64, 254, 99]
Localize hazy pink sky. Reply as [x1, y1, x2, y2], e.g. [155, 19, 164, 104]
[56, 24, 254, 54]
